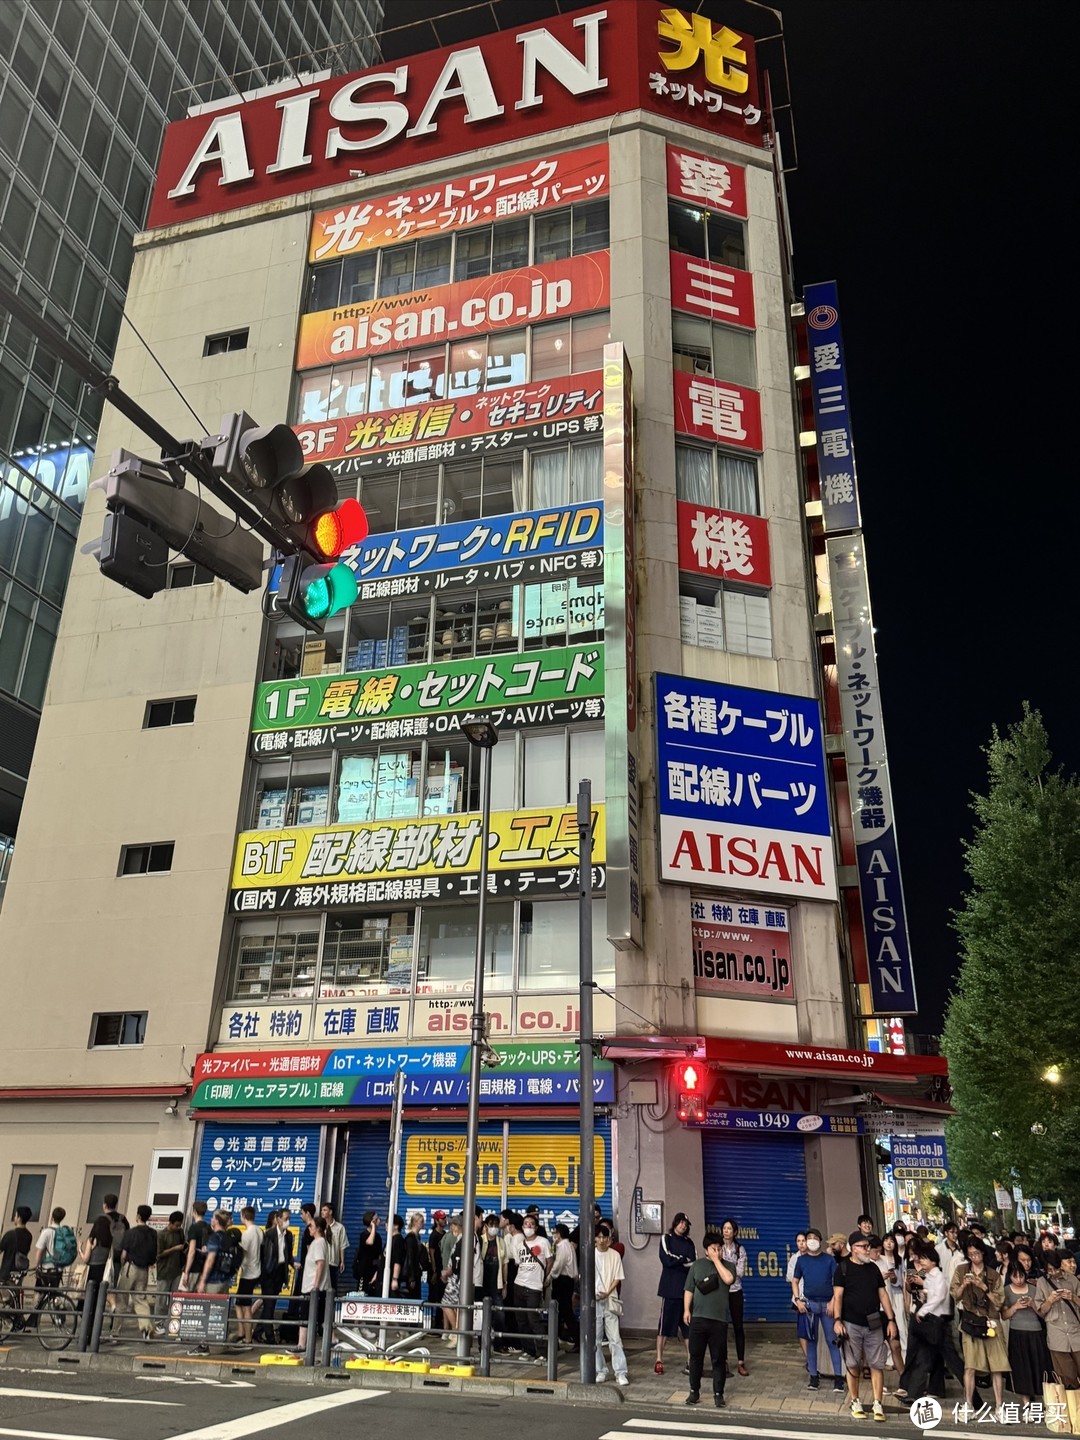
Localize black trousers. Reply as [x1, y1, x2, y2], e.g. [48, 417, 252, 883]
[552, 1274, 579, 1345]
[727, 1289, 745, 1361]
[900, 1313, 967, 1397]
[689, 1315, 728, 1396]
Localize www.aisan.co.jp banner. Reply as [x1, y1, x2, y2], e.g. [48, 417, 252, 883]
[230, 805, 606, 913]
[252, 643, 604, 756]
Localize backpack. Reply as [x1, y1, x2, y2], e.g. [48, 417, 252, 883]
[109, 1212, 128, 1260]
[50, 1225, 77, 1268]
[215, 1227, 242, 1279]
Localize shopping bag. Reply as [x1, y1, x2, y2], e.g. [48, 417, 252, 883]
[1043, 1380, 1071, 1435]
[1065, 1388, 1080, 1436]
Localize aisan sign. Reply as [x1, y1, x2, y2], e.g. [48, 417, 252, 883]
[149, 5, 762, 228]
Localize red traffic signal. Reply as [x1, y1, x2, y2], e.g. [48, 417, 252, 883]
[311, 498, 369, 558]
[675, 1061, 707, 1123]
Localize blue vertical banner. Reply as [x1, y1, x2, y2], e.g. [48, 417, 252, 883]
[195, 1121, 322, 1220]
[804, 281, 861, 533]
[826, 535, 917, 1015]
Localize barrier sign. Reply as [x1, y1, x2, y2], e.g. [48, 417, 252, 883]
[167, 1293, 230, 1343]
[339, 1296, 425, 1326]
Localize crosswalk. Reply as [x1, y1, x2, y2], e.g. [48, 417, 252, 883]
[598, 1420, 974, 1440]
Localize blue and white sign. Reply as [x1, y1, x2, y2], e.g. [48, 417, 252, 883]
[655, 674, 837, 902]
[338, 501, 603, 599]
[804, 280, 861, 533]
[195, 1121, 322, 1219]
[890, 1135, 948, 1181]
[1029, 1198, 1043, 1215]
[826, 534, 917, 1015]
[687, 1109, 864, 1135]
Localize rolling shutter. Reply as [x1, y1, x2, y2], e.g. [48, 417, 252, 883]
[701, 1131, 809, 1322]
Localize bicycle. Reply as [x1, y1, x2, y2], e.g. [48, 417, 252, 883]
[0, 1268, 78, 1350]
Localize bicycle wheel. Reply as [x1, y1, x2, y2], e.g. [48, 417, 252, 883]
[37, 1293, 77, 1351]
[0, 1285, 19, 1341]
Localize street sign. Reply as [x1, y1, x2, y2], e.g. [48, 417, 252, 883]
[890, 1135, 948, 1181]
[1030, 1198, 1043, 1215]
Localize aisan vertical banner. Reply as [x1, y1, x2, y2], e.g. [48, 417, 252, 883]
[603, 343, 642, 949]
[826, 534, 917, 1014]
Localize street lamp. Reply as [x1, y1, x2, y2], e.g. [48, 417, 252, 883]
[1043, 1065, 1063, 1084]
[457, 716, 499, 1359]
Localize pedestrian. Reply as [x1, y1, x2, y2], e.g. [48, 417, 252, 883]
[195, 1210, 237, 1295]
[879, 1232, 909, 1369]
[440, 1213, 463, 1339]
[993, 1239, 1014, 1282]
[791, 1228, 845, 1392]
[832, 1229, 900, 1422]
[594, 1223, 629, 1387]
[940, 1221, 964, 1292]
[827, 1232, 849, 1263]
[683, 1228, 735, 1408]
[896, 1246, 970, 1404]
[352, 1209, 384, 1297]
[1035, 1249, 1080, 1391]
[513, 1210, 551, 1361]
[234, 1207, 262, 1346]
[654, 1211, 695, 1375]
[401, 1212, 430, 1300]
[428, 1211, 447, 1316]
[320, 1203, 349, 1296]
[0, 1206, 33, 1284]
[480, 1213, 509, 1337]
[386, 1214, 406, 1294]
[77, 1214, 114, 1305]
[102, 1192, 129, 1286]
[294, 1215, 330, 1355]
[180, 1199, 210, 1290]
[856, 1214, 875, 1240]
[1002, 1259, 1052, 1406]
[787, 1232, 809, 1365]
[32, 1206, 76, 1286]
[951, 1237, 1009, 1411]
[720, 1218, 750, 1376]
[257, 1209, 293, 1343]
[153, 1211, 187, 1322]
[549, 1222, 578, 1350]
[115, 1205, 158, 1340]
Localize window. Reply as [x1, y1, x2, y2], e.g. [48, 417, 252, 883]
[679, 573, 772, 657]
[254, 757, 330, 829]
[203, 328, 248, 356]
[524, 727, 605, 807]
[668, 200, 746, 270]
[4, 1167, 56, 1226]
[119, 842, 174, 875]
[672, 313, 755, 388]
[167, 561, 215, 588]
[518, 899, 612, 990]
[90, 1012, 147, 1047]
[675, 443, 759, 515]
[322, 912, 415, 994]
[81, 1170, 131, 1226]
[232, 919, 321, 1002]
[145, 696, 196, 728]
[417, 902, 514, 993]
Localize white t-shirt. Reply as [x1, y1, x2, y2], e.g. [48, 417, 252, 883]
[240, 1224, 262, 1280]
[36, 1226, 56, 1263]
[514, 1234, 551, 1291]
[787, 1249, 805, 1295]
[595, 1245, 624, 1300]
[302, 1236, 330, 1293]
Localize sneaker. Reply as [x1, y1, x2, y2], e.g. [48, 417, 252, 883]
[596, 1371, 608, 1383]
[682, 1364, 690, 1375]
[654, 1361, 664, 1375]
[872, 1401, 886, 1423]
[850, 1399, 867, 1420]
[833, 1379, 846, 1393]
[616, 1374, 630, 1387]
[684, 1391, 700, 1405]
[714, 1395, 725, 1408]
[807, 1376, 820, 1390]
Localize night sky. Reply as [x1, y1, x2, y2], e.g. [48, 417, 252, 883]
[778, 1, 1073, 1029]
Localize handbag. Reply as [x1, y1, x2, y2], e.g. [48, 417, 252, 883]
[1043, 1379, 1071, 1435]
[607, 1294, 623, 1315]
[959, 1309, 989, 1338]
[696, 1268, 721, 1295]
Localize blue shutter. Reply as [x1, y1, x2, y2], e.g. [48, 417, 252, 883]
[194, 1121, 322, 1223]
[701, 1131, 809, 1322]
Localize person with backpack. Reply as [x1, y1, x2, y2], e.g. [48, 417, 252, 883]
[195, 1209, 241, 1295]
[33, 1206, 76, 1284]
[0, 1206, 33, 1283]
[180, 1199, 210, 1291]
[401, 1211, 430, 1300]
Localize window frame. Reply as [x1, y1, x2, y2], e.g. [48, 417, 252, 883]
[118, 841, 175, 876]
[144, 696, 196, 728]
[89, 1011, 148, 1048]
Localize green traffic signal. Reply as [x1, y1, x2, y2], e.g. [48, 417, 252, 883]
[302, 561, 358, 620]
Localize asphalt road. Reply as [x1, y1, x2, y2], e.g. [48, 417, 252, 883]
[0, 1371, 980, 1440]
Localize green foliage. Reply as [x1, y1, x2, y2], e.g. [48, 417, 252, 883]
[943, 705, 1080, 1212]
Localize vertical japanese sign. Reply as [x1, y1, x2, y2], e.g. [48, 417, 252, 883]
[826, 534, 917, 1015]
[194, 1121, 322, 1220]
[804, 281, 861, 533]
[603, 344, 641, 949]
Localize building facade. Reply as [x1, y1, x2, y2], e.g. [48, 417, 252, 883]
[0, 0, 945, 1324]
[0, 0, 383, 879]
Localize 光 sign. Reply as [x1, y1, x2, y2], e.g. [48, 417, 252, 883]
[655, 675, 837, 902]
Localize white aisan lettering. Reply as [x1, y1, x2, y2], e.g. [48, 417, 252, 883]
[406, 47, 504, 138]
[326, 67, 410, 156]
[516, 11, 607, 110]
[166, 111, 254, 198]
[266, 89, 318, 175]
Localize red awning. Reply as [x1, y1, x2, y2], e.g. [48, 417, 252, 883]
[701, 1037, 948, 1083]
[872, 1091, 955, 1116]
[0, 1084, 189, 1102]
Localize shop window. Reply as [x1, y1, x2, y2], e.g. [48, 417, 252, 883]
[668, 200, 747, 270]
[531, 319, 570, 382]
[254, 756, 331, 829]
[522, 726, 605, 809]
[417, 901, 515, 994]
[518, 898, 614, 990]
[534, 208, 572, 265]
[675, 443, 759, 515]
[346, 595, 429, 672]
[144, 696, 196, 728]
[322, 911, 415, 995]
[90, 1011, 147, 1047]
[119, 841, 174, 875]
[679, 572, 772, 656]
[337, 748, 422, 822]
[516, 576, 604, 650]
[231, 919, 321, 1002]
[572, 199, 609, 254]
[570, 312, 610, 373]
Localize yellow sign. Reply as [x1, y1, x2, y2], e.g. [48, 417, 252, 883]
[404, 1133, 606, 1200]
[658, 8, 749, 93]
[232, 805, 606, 889]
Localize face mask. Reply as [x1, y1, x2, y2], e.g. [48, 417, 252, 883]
[523, 1228, 535, 1238]
[806, 1238, 821, 1253]
[487, 1226, 499, 1238]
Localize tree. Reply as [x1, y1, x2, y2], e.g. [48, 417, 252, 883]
[943, 705, 1080, 1212]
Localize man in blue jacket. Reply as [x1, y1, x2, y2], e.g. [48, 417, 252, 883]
[655, 1212, 696, 1374]
[792, 1227, 845, 1391]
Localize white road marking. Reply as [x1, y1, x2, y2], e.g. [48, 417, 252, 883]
[0, 1429, 117, 1440]
[165, 1388, 387, 1440]
[136, 1377, 255, 1388]
[617, 1421, 974, 1440]
[0, 1384, 179, 1406]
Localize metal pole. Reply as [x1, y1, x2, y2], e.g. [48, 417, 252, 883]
[378, 1069, 406, 1351]
[577, 778, 596, 1384]
[458, 737, 493, 1360]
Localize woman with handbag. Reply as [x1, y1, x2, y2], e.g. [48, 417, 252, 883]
[1034, 1251, 1080, 1390]
[1003, 1259, 1051, 1406]
[950, 1238, 1010, 1411]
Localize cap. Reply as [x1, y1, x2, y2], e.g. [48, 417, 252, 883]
[433, 1210, 447, 1222]
[450, 1211, 464, 1226]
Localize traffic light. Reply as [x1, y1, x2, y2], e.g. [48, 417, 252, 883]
[205, 411, 345, 557]
[676, 1061, 707, 1123]
[275, 496, 368, 633]
[83, 451, 265, 596]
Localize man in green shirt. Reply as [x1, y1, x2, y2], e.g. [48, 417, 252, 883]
[683, 1228, 736, 1408]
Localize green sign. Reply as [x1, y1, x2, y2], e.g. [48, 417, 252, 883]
[252, 643, 604, 755]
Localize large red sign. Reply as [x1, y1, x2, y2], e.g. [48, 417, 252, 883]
[693, 909, 793, 999]
[296, 252, 609, 369]
[148, 5, 762, 229]
[295, 369, 604, 470]
[670, 252, 755, 330]
[702, 1037, 949, 1081]
[673, 368, 762, 452]
[666, 143, 748, 216]
[677, 500, 770, 587]
[309, 145, 609, 263]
